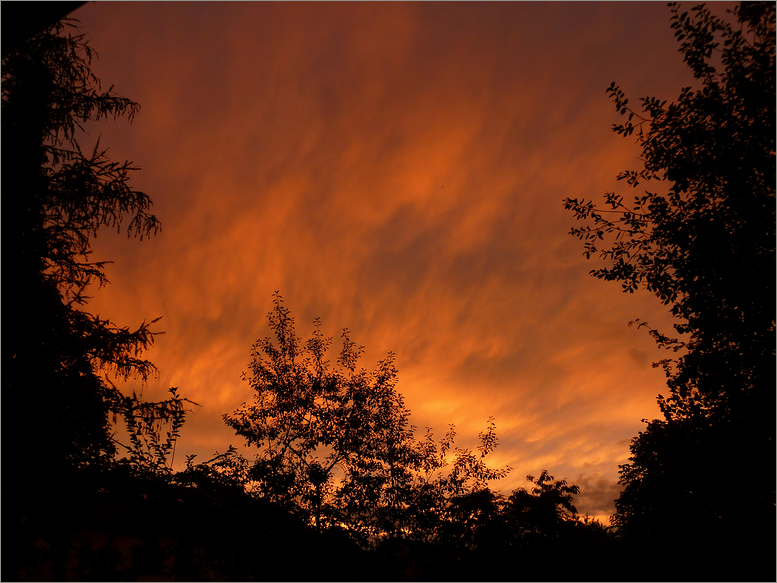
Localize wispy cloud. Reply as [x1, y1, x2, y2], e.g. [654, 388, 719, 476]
[79, 1, 692, 519]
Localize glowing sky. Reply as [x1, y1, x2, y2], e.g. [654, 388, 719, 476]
[72, 2, 703, 522]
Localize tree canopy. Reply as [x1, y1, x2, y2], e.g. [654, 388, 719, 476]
[565, 3, 775, 579]
[2, 19, 189, 485]
[224, 292, 416, 534]
[222, 293, 513, 546]
[189, 294, 611, 577]
[565, 1, 774, 421]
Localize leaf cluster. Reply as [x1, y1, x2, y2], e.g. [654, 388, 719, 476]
[564, 2, 775, 418]
[3, 20, 191, 479]
[3, 20, 159, 306]
[223, 293, 512, 546]
[564, 4, 775, 569]
[111, 387, 197, 477]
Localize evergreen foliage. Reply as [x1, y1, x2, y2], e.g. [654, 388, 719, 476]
[2, 19, 191, 486]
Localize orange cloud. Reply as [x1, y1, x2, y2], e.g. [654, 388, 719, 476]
[77, 1, 695, 519]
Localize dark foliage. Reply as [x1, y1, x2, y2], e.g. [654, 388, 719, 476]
[216, 296, 621, 580]
[1, 2, 86, 58]
[565, 1, 775, 423]
[223, 292, 416, 535]
[2, 19, 195, 581]
[10, 465, 370, 581]
[370, 473, 616, 582]
[223, 293, 511, 546]
[9, 462, 617, 581]
[2, 18, 191, 483]
[566, 3, 775, 580]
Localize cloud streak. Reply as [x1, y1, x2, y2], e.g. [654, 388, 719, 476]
[77, 2, 693, 521]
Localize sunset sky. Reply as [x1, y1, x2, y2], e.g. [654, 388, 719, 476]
[70, 1, 714, 522]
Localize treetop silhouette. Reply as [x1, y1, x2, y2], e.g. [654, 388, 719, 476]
[565, 2, 775, 422]
[3, 18, 192, 481]
[566, 3, 775, 579]
[223, 292, 512, 545]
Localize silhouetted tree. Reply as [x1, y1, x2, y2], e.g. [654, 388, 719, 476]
[504, 470, 580, 537]
[399, 418, 511, 545]
[565, 3, 775, 579]
[224, 292, 414, 536]
[1, 2, 86, 58]
[2, 19, 189, 485]
[435, 487, 503, 551]
[224, 293, 510, 546]
[489, 474, 614, 581]
[565, 0, 774, 426]
[376, 472, 613, 582]
[2, 17, 201, 582]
